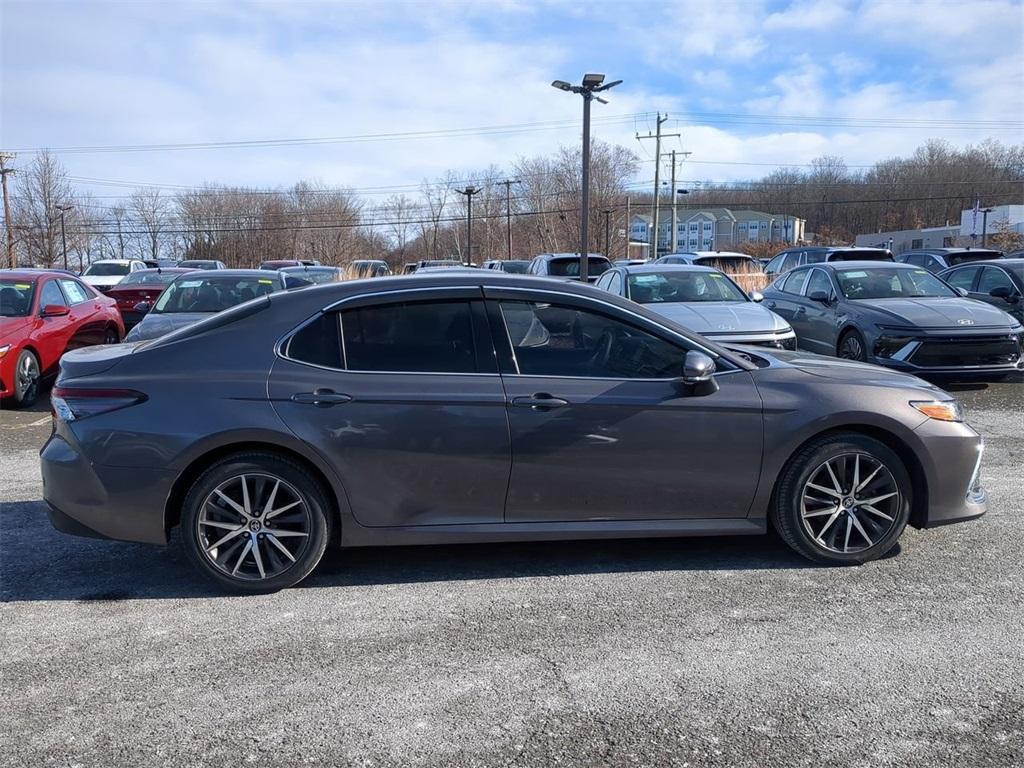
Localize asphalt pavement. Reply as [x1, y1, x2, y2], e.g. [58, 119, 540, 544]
[2, 379, 1022, 767]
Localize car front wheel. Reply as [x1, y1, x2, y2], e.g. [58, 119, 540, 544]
[181, 452, 331, 592]
[12, 349, 40, 407]
[837, 329, 868, 361]
[771, 433, 911, 565]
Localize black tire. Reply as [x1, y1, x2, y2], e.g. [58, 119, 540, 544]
[181, 452, 332, 593]
[12, 349, 41, 408]
[103, 326, 119, 344]
[837, 328, 868, 361]
[771, 433, 911, 565]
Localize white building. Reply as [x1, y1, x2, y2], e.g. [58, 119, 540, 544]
[855, 205, 1024, 253]
[631, 209, 806, 257]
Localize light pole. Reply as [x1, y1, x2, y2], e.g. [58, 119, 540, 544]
[552, 73, 622, 281]
[602, 209, 612, 257]
[981, 207, 994, 247]
[55, 204, 74, 270]
[455, 187, 481, 264]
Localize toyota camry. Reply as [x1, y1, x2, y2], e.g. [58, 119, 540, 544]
[43, 273, 987, 592]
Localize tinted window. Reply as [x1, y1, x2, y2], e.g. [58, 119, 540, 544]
[804, 251, 826, 264]
[978, 267, 1014, 294]
[499, 300, 686, 379]
[287, 313, 343, 369]
[0, 279, 36, 317]
[84, 262, 130, 276]
[499, 261, 530, 274]
[944, 266, 979, 291]
[782, 269, 809, 294]
[39, 280, 67, 307]
[836, 268, 955, 299]
[342, 300, 479, 373]
[58, 279, 89, 304]
[547, 257, 612, 277]
[805, 269, 833, 297]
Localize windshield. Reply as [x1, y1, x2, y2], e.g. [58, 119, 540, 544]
[498, 261, 530, 273]
[836, 268, 956, 299]
[828, 250, 892, 262]
[628, 271, 746, 303]
[119, 270, 182, 286]
[948, 251, 1003, 265]
[0, 279, 36, 317]
[153, 276, 280, 313]
[282, 267, 337, 284]
[84, 262, 130, 276]
[548, 257, 611, 277]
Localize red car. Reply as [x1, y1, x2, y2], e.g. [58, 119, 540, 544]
[0, 270, 125, 407]
[104, 267, 193, 330]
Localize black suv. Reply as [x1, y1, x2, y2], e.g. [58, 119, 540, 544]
[764, 246, 892, 279]
[896, 248, 1004, 274]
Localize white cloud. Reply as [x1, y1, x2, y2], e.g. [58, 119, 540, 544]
[764, 0, 851, 30]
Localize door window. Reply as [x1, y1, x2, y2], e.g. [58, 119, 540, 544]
[903, 255, 923, 266]
[58, 279, 90, 305]
[804, 269, 834, 297]
[286, 313, 344, 369]
[498, 300, 688, 379]
[608, 272, 623, 295]
[341, 300, 482, 373]
[944, 266, 979, 291]
[39, 280, 67, 308]
[978, 267, 1014, 295]
[782, 269, 810, 295]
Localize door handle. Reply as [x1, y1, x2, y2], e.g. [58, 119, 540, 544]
[511, 394, 569, 410]
[291, 389, 352, 407]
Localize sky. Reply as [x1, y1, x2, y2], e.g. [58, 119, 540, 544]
[2, 0, 1022, 202]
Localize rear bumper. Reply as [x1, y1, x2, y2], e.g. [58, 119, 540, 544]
[40, 431, 173, 544]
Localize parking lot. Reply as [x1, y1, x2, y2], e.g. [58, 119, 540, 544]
[1, 378, 1022, 767]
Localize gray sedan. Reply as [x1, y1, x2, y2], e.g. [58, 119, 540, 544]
[595, 264, 796, 349]
[44, 272, 985, 591]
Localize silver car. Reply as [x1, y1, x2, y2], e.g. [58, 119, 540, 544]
[596, 264, 797, 349]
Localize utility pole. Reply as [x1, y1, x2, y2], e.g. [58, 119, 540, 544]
[0, 153, 15, 269]
[981, 207, 994, 247]
[625, 196, 631, 260]
[500, 179, 521, 260]
[56, 204, 74, 271]
[455, 187, 481, 264]
[602, 209, 612, 258]
[637, 114, 680, 259]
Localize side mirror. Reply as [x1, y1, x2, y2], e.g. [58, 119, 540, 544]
[989, 285, 1012, 300]
[748, 291, 764, 302]
[133, 301, 151, 314]
[808, 290, 831, 304]
[672, 350, 719, 397]
[41, 304, 70, 317]
[955, 287, 969, 297]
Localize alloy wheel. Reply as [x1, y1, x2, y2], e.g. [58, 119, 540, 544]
[197, 473, 312, 581]
[103, 327, 119, 344]
[16, 353, 39, 403]
[800, 452, 901, 554]
[838, 333, 865, 361]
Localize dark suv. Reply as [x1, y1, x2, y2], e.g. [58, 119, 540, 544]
[764, 247, 893, 279]
[896, 248, 1004, 274]
[527, 253, 612, 282]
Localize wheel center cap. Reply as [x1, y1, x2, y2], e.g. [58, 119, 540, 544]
[842, 497, 855, 509]
[249, 519, 262, 532]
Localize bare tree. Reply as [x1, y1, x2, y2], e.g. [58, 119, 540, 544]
[11, 151, 74, 267]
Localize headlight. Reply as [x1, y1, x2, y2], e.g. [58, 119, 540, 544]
[0, 344, 10, 359]
[910, 399, 964, 423]
[873, 333, 916, 359]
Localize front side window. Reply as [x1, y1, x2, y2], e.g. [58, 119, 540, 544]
[836, 268, 955, 300]
[944, 266, 979, 291]
[58, 279, 90, 304]
[39, 280, 67, 308]
[782, 269, 809, 295]
[978, 267, 1014, 294]
[499, 300, 687, 379]
[804, 269, 834, 297]
[342, 300, 479, 373]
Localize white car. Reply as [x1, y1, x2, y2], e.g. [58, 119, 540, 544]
[80, 259, 150, 291]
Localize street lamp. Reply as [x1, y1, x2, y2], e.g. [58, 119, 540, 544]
[551, 73, 622, 281]
[455, 187, 481, 264]
[55, 204, 74, 270]
[980, 207, 994, 247]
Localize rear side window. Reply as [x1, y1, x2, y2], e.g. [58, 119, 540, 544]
[341, 300, 481, 373]
[782, 269, 809, 295]
[287, 313, 343, 368]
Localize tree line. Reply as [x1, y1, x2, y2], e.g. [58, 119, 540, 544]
[5, 138, 1022, 271]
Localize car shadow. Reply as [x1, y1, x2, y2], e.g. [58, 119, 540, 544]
[1, 499, 816, 602]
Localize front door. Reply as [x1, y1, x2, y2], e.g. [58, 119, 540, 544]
[269, 290, 511, 527]
[485, 290, 763, 522]
[799, 268, 840, 354]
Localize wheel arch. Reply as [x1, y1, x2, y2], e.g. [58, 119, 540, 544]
[835, 324, 865, 356]
[164, 441, 343, 543]
[769, 424, 929, 530]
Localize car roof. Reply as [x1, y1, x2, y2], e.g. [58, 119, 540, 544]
[941, 259, 1022, 269]
[87, 259, 139, 265]
[814, 260, 920, 271]
[904, 247, 1002, 255]
[620, 263, 719, 274]
[536, 252, 608, 259]
[174, 268, 278, 279]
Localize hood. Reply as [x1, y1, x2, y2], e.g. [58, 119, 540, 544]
[644, 301, 790, 334]
[857, 297, 1017, 329]
[82, 275, 125, 288]
[0, 316, 32, 343]
[125, 312, 212, 341]
[743, 346, 945, 392]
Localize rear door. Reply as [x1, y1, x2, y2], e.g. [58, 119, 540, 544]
[269, 287, 511, 527]
[485, 286, 763, 522]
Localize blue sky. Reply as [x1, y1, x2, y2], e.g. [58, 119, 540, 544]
[2, 0, 1022, 199]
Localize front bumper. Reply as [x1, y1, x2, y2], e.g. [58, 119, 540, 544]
[913, 418, 987, 528]
[871, 329, 1024, 375]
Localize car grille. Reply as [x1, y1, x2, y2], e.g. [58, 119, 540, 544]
[910, 335, 1021, 368]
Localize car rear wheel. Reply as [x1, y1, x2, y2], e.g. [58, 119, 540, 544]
[103, 326, 119, 344]
[771, 433, 911, 565]
[12, 349, 40, 407]
[181, 452, 331, 592]
[837, 329, 867, 361]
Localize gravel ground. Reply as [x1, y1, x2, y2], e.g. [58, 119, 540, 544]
[1, 380, 1022, 767]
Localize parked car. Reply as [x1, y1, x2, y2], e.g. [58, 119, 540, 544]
[144, 258, 180, 269]
[655, 251, 768, 293]
[595, 264, 796, 349]
[1, 270, 123, 407]
[177, 259, 227, 270]
[45, 271, 987, 591]
[124, 269, 307, 342]
[402, 259, 464, 274]
[260, 259, 320, 270]
[612, 259, 649, 267]
[763, 247, 893, 280]
[762, 261, 1024, 376]
[482, 259, 532, 273]
[343, 260, 392, 279]
[281, 265, 345, 284]
[527, 253, 612, 282]
[80, 259, 150, 291]
[939, 259, 1024, 324]
[103, 268, 194, 330]
[897, 248, 1003, 274]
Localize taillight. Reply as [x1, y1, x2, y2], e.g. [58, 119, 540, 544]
[51, 387, 147, 421]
